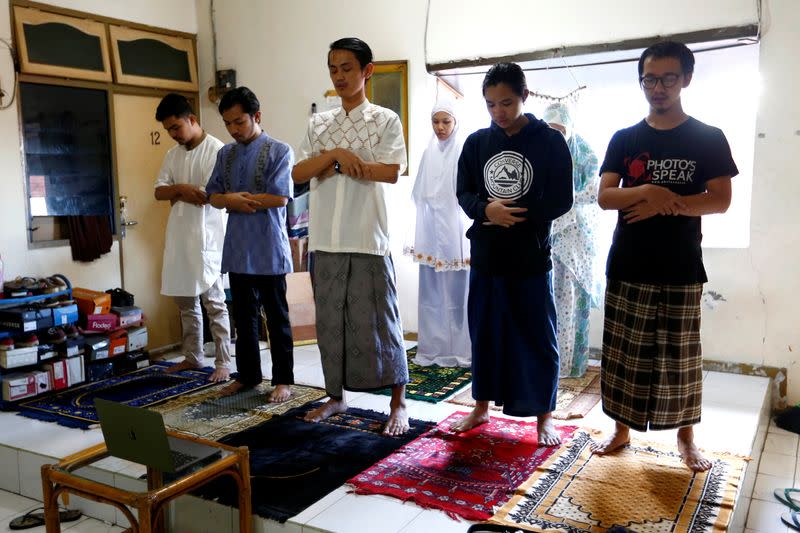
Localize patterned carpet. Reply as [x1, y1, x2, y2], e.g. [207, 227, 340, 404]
[194, 402, 435, 523]
[489, 429, 749, 532]
[150, 382, 327, 440]
[15, 362, 216, 429]
[348, 411, 578, 521]
[448, 366, 601, 420]
[375, 347, 472, 402]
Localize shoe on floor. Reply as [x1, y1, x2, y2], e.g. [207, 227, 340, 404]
[9, 507, 82, 529]
[783, 510, 800, 531]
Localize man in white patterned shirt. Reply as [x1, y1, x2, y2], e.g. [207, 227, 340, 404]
[292, 37, 410, 436]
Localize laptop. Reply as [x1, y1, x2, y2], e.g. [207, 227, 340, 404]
[94, 399, 220, 473]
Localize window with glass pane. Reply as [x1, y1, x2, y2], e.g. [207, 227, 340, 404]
[19, 83, 114, 232]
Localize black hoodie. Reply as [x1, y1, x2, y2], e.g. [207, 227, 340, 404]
[457, 113, 573, 277]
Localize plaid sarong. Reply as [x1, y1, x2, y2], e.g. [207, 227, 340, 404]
[601, 280, 703, 431]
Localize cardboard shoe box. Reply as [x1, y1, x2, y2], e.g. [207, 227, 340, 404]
[0, 307, 53, 332]
[2, 373, 37, 401]
[84, 336, 110, 361]
[82, 313, 119, 333]
[57, 336, 85, 358]
[86, 359, 114, 382]
[0, 346, 38, 369]
[42, 359, 68, 390]
[32, 369, 51, 394]
[52, 304, 79, 326]
[107, 330, 128, 357]
[112, 350, 150, 375]
[66, 355, 85, 386]
[126, 326, 148, 351]
[72, 288, 111, 316]
[111, 306, 142, 327]
[38, 343, 57, 362]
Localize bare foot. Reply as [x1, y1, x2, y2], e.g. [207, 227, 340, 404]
[677, 426, 712, 472]
[217, 381, 249, 397]
[208, 367, 231, 383]
[384, 385, 409, 436]
[268, 384, 292, 403]
[537, 413, 561, 446]
[591, 421, 630, 454]
[304, 398, 348, 422]
[165, 359, 203, 373]
[450, 402, 490, 433]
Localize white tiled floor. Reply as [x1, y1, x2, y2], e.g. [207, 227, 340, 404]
[0, 344, 779, 532]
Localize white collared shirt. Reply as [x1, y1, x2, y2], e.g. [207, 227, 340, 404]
[297, 100, 407, 256]
[155, 134, 226, 296]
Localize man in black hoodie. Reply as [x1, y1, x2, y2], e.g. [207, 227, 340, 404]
[454, 63, 573, 445]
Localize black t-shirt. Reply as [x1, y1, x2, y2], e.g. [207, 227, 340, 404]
[600, 117, 738, 284]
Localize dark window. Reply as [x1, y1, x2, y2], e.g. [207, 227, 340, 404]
[19, 83, 114, 241]
[22, 22, 104, 71]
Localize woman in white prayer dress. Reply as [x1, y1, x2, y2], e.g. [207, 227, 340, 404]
[405, 101, 471, 367]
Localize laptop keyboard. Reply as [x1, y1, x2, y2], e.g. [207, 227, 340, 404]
[170, 450, 196, 469]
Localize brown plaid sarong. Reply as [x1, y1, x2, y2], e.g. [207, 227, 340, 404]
[601, 280, 703, 431]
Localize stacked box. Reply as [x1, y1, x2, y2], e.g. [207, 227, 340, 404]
[84, 336, 110, 361]
[0, 346, 38, 369]
[111, 306, 142, 327]
[42, 360, 68, 390]
[126, 326, 148, 351]
[66, 356, 85, 386]
[2, 373, 37, 401]
[52, 304, 79, 326]
[72, 288, 111, 316]
[0, 307, 53, 332]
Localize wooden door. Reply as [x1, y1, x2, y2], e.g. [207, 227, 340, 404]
[113, 93, 180, 350]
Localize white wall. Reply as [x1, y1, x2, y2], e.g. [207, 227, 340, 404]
[0, 0, 196, 290]
[196, 0, 800, 403]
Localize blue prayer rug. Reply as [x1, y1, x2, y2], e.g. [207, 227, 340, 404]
[14, 362, 215, 429]
[194, 402, 436, 523]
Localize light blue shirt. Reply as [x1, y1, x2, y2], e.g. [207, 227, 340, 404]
[206, 132, 294, 275]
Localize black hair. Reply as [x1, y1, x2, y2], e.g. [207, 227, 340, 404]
[155, 93, 193, 122]
[482, 62, 528, 97]
[218, 86, 260, 115]
[328, 37, 373, 69]
[638, 41, 695, 77]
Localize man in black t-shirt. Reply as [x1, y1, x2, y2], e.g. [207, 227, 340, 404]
[590, 41, 738, 472]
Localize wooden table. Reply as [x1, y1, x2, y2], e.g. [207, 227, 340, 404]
[40, 431, 251, 532]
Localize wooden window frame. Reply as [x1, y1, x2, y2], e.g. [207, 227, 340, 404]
[13, 5, 112, 82]
[109, 25, 198, 92]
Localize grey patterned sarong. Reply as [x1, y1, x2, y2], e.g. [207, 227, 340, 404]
[313, 251, 408, 397]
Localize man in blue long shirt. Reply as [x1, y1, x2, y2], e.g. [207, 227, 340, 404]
[206, 87, 295, 402]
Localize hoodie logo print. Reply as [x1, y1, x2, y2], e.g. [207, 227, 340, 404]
[484, 151, 533, 200]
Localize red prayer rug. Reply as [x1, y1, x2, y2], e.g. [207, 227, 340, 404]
[347, 411, 578, 521]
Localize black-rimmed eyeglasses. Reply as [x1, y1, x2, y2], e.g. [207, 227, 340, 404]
[639, 74, 680, 89]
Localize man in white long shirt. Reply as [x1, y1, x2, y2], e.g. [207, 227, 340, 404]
[154, 93, 232, 382]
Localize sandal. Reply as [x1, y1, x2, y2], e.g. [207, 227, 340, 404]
[9, 507, 82, 530]
[783, 510, 800, 531]
[775, 488, 800, 511]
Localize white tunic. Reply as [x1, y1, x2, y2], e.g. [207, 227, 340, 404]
[155, 134, 226, 297]
[297, 100, 407, 256]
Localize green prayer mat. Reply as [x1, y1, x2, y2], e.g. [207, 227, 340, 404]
[375, 347, 472, 403]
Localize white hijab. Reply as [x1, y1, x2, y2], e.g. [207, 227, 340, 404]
[406, 100, 470, 271]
